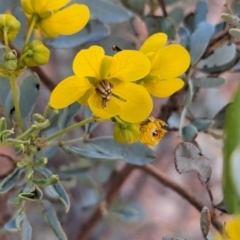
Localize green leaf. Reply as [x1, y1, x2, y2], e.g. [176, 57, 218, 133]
[36, 167, 70, 213]
[5, 209, 24, 232]
[120, 0, 145, 16]
[194, 0, 208, 28]
[89, 136, 156, 165]
[0, 168, 24, 193]
[169, 7, 184, 26]
[22, 214, 32, 240]
[78, 0, 132, 23]
[40, 200, 67, 240]
[197, 43, 237, 73]
[180, 125, 198, 142]
[190, 22, 214, 66]
[47, 20, 109, 48]
[174, 142, 212, 187]
[63, 146, 124, 161]
[191, 118, 214, 131]
[145, 16, 176, 40]
[192, 76, 226, 88]
[223, 87, 240, 213]
[19, 74, 40, 119]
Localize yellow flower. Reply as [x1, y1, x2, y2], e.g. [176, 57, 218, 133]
[138, 33, 190, 97]
[21, 0, 90, 37]
[139, 117, 167, 146]
[50, 46, 153, 123]
[214, 217, 240, 240]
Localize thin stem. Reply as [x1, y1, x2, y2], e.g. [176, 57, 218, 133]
[9, 74, 24, 132]
[45, 117, 96, 142]
[23, 15, 38, 49]
[3, 29, 9, 50]
[42, 136, 84, 147]
[157, 0, 167, 17]
[43, 104, 51, 119]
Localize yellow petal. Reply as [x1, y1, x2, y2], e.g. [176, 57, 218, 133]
[43, 0, 70, 11]
[142, 77, 184, 97]
[225, 217, 240, 240]
[21, 0, 34, 14]
[39, 4, 90, 37]
[73, 46, 104, 79]
[151, 44, 190, 79]
[113, 82, 153, 123]
[140, 33, 167, 54]
[31, 0, 48, 13]
[78, 88, 95, 105]
[109, 50, 151, 81]
[99, 56, 112, 79]
[50, 76, 93, 109]
[88, 93, 121, 119]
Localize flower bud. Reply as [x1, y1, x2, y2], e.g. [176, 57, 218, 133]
[23, 40, 50, 67]
[139, 117, 167, 146]
[113, 122, 140, 144]
[0, 14, 21, 42]
[4, 50, 17, 71]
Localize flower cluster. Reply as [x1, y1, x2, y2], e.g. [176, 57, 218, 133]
[50, 33, 190, 145]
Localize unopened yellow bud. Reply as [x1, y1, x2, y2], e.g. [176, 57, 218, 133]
[23, 40, 50, 67]
[4, 50, 17, 71]
[139, 117, 167, 146]
[113, 122, 140, 144]
[0, 14, 21, 42]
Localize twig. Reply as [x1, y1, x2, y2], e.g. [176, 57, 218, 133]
[157, 0, 167, 17]
[77, 164, 223, 240]
[140, 164, 223, 232]
[76, 164, 135, 240]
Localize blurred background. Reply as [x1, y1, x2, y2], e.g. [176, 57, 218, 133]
[0, 0, 238, 239]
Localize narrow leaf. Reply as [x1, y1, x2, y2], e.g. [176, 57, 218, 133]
[89, 137, 156, 165]
[36, 167, 70, 212]
[63, 146, 123, 161]
[0, 168, 24, 193]
[22, 214, 32, 240]
[5, 209, 24, 232]
[40, 200, 67, 240]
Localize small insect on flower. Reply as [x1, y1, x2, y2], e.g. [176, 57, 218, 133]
[139, 117, 167, 146]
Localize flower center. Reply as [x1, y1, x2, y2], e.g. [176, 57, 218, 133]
[95, 80, 114, 109]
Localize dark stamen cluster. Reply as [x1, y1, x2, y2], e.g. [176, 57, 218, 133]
[95, 80, 114, 109]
